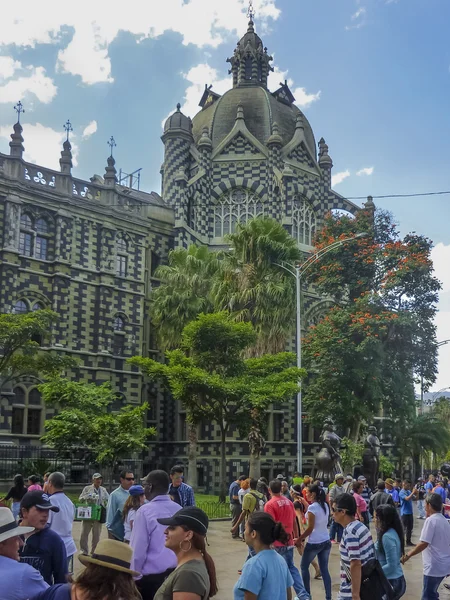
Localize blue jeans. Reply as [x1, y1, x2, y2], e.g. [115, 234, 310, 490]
[275, 546, 310, 600]
[329, 520, 343, 542]
[389, 575, 406, 600]
[422, 575, 445, 599]
[301, 540, 332, 600]
[11, 501, 20, 521]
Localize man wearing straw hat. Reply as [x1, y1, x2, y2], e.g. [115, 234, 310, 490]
[0, 506, 49, 599]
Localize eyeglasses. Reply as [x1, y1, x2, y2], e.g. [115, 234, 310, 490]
[331, 507, 346, 514]
[125, 477, 135, 481]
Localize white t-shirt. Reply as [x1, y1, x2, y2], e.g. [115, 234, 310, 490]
[238, 488, 247, 504]
[306, 501, 330, 544]
[48, 492, 77, 557]
[420, 512, 450, 577]
[124, 508, 137, 542]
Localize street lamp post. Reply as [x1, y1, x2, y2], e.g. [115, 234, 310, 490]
[277, 232, 367, 473]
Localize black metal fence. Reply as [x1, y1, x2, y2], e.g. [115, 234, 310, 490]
[0, 445, 142, 486]
[197, 501, 231, 519]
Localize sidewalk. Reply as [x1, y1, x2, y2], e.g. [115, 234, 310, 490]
[71, 517, 450, 599]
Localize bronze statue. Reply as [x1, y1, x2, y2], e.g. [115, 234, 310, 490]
[362, 426, 381, 490]
[315, 419, 343, 484]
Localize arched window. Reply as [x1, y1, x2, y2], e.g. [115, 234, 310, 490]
[14, 300, 28, 314]
[245, 56, 253, 80]
[214, 188, 264, 238]
[32, 302, 42, 311]
[19, 213, 50, 259]
[116, 236, 128, 277]
[292, 197, 317, 246]
[114, 316, 125, 331]
[11, 387, 42, 436]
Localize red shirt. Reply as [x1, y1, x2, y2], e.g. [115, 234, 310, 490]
[264, 495, 296, 546]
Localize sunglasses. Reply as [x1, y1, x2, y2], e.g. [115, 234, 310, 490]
[331, 507, 346, 514]
[124, 477, 135, 481]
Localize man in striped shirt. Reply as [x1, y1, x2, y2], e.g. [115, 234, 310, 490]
[332, 493, 375, 600]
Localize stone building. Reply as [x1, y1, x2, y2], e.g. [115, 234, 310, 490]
[0, 17, 360, 489]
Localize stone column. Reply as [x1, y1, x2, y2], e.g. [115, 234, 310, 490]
[3, 194, 22, 251]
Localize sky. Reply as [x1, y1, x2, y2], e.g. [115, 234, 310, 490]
[0, 0, 449, 391]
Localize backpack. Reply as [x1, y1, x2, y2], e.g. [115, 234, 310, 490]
[249, 491, 265, 512]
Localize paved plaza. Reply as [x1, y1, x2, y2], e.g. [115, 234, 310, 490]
[72, 517, 450, 600]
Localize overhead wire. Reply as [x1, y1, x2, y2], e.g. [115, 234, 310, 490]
[347, 190, 450, 200]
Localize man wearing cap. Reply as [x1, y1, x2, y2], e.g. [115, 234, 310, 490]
[386, 478, 400, 506]
[329, 474, 345, 543]
[46, 471, 76, 568]
[0, 506, 49, 599]
[130, 470, 179, 600]
[19, 490, 68, 585]
[79, 473, 109, 555]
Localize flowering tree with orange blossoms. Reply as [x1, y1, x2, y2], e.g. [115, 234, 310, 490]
[302, 208, 441, 439]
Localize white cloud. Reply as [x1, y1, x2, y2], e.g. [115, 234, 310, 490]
[82, 120, 98, 139]
[0, 123, 78, 169]
[0, 65, 57, 104]
[0, 0, 280, 85]
[292, 87, 322, 108]
[268, 65, 321, 108]
[0, 56, 22, 80]
[431, 243, 450, 390]
[332, 170, 351, 186]
[356, 166, 374, 176]
[346, 6, 367, 30]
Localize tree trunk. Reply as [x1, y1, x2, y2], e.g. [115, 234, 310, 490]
[248, 411, 265, 480]
[350, 418, 361, 442]
[249, 452, 261, 480]
[187, 422, 198, 491]
[219, 426, 227, 502]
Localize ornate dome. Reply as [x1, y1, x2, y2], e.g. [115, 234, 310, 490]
[192, 86, 316, 156]
[164, 103, 192, 135]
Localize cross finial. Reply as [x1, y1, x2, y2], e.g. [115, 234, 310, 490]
[14, 101, 25, 124]
[247, 0, 255, 21]
[107, 136, 117, 157]
[64, 119, 73, 141]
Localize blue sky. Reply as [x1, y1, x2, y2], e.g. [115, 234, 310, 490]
[0, 0, 449, 390]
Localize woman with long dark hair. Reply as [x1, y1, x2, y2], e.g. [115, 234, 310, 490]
[375, 504, 406, 599]
[234, 511, 294, 600]
[156, 507, 217, 600]
[0, 474, 27, 520]
[297, 483, 332, 600]
[291, 485, 321, 580]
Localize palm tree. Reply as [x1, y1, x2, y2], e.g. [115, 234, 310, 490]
[150, 245, 220, 489]
[214, 218, 301, 477]
[395, 413, 450, 478]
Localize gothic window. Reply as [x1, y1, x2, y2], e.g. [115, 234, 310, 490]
[187, 198, 196, 230]
[214, 188, 264, 238]
[19, 214, 50, 259]
[273, 413, 283, 442]
[14, 300, 28, 314]
[292, 197, 317, 247]
[32, 302, 42, 311]
[116, 236, 128, 277]
[11, 387, 42, 436]
[114, 316, 125, 331]
[245, 56, 253, 79]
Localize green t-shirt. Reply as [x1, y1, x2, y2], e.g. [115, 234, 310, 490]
[154, 559, 210, 600]
[242, 490, 265, 514]
[292, 476, 303, 486]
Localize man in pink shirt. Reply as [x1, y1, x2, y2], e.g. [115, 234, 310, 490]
[264, 479, 310, 600]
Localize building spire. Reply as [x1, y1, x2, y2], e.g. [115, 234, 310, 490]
[10, 101, 25, 158]
[64, 119, 73, 142]
[60, 120, 73, 174]
[247, 1, 255, 23]
[107, 135, 117, 158]
[104, 136, 117, 186]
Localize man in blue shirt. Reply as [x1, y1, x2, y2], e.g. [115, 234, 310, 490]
[0, 506, 49, 600]
[399, 479, 417, 546]
[229, 475, 246, 539]
[168, 465, 195, 508]
[433, 481, 447, 504]
[105, 469, 134, 540]
[385, 478, 400, 506]
[425, 474, 435, 493]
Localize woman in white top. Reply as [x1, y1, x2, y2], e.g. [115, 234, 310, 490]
[296, 483, 332, 600]
[122, 484, 145, 543]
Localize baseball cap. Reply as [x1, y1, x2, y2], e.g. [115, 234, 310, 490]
[129, 485, 145, 496]
[93, 473, 102, 479]
[335, 473, 344, 481]
[157, 507, 208, 535]
[21, 491, 60, 512]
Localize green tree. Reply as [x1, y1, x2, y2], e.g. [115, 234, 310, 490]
[302, 209, 440, 438]
[150, 245, 220, 489]
[214, 218, 301, 476]
[40, 378, 155, 490]
[340, 437, 364, 473]
[0, 310, 75, 388]
[130, 312, 304, 500]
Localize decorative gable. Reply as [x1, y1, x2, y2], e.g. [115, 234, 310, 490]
[221, 133, 260, 156]
[287, 143, 316, 169]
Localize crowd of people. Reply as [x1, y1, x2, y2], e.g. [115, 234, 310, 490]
[1, 466, 450, 599]
[229, 471, 450, 599]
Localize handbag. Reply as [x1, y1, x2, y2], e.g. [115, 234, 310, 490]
[99, 505, 107, 524]
[343, 558, 395, 600]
